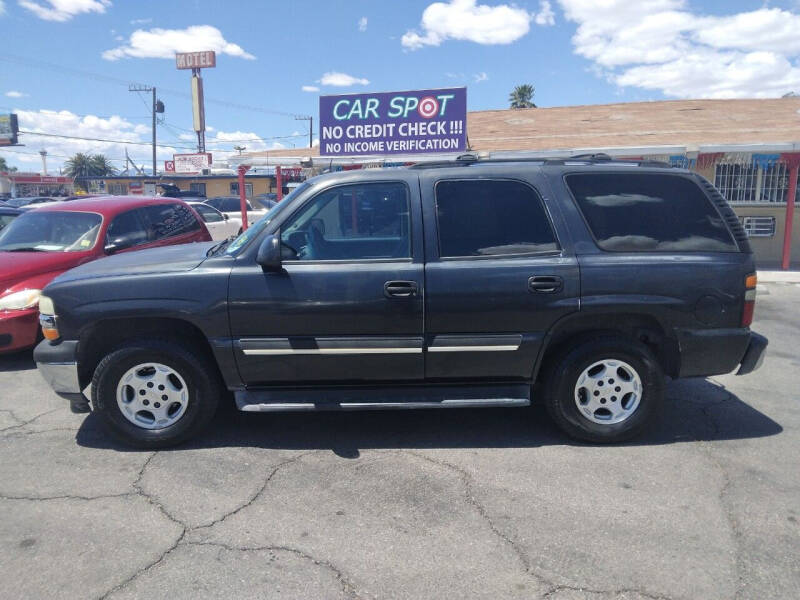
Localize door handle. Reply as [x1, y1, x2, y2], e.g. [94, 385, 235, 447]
[384, 280, 418, 298]
[528, 275, 563, 293]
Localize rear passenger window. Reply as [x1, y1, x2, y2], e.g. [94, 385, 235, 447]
[435, 180, 559, 257]
[140, 204, 201, 241]
[566, 174, 737, 252]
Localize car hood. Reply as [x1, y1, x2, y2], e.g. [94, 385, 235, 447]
[0, 250, 93, 293]
[50, 241, 216, 285]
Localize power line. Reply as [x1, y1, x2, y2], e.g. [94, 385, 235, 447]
[0, 53, 307, 118]
[19, 129, 197, 150]
[0, 147, 128, 162]
[0, 105, 150, 120]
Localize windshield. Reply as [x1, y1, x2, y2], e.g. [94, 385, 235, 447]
[225, 182, 312, 255]
[0, 211, 103, 252]
[7, 198, 34, 208]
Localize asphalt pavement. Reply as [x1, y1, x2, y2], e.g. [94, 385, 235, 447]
[1, 282, 798, 600]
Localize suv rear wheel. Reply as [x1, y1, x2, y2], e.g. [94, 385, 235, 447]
[92, 339, 220, 448]
[543, 336, 664, 443]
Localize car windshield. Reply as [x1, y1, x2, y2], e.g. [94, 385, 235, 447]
[225, 182, 312, 255]
[0, 211, 103, 252]
[7, 198, 38, 208]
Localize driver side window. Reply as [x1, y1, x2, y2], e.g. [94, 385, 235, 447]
[280, 182, 410, 261]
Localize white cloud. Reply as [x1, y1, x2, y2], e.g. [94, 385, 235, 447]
[129, 17, 151, 25]
[6, 109, 179, 171]
[402, 0, 538, 50]
[534, 0, 555, 26]
[0, 1, 5, 16]
[358, 16, 367, 32]
[318, 71, 369, 87]
[301, 85, 320, 92]
[18, 0, 110, 22]
[102, 25, 255, 61]
[5, 90, 28, 98]
[473, 72, 488, 83]
[558, 1, 800, 98]
[205, 130, 285, 162]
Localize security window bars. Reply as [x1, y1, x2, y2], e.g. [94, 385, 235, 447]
[108, 183, 127, 195]
[714, 162, 796, 203]
[739, 216, 776, 237]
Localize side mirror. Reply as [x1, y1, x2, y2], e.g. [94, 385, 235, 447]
[223, 213, 229, 221]
[104, 236, 135, 254]
[256, 234, 282, 271]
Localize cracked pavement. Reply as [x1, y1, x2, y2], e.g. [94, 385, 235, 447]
[1, 282, 798, 599]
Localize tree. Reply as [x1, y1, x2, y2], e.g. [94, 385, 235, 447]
[0, 156, 17, 172]
[509, 84, 537, 109]
[0, 156, 17, 173]
[64, 152, 117, 191]
[89, 154, 118, 177]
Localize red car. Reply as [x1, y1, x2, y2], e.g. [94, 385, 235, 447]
[0, 196, 212, 353]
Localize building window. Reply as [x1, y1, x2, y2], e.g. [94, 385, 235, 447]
[229, 182, 253, 198]
[739, 216, 776, 237]
[189, 183, 206, 196]
[108, 183, 127, 195]
[714, 162, 797, 203]
[668, 155, 692, 169]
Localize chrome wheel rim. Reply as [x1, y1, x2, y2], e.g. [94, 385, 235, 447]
[116, 362, 189, 430]
[574, 359, 642, 425]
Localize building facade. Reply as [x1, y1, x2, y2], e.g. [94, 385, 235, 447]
[84, 173, 278, 199]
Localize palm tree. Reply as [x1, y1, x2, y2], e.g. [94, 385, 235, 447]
[509, 84, 537, 109]
[89, 154, 118, 177]
[0, 156, 17, 172]
[64, 153, 117, 191]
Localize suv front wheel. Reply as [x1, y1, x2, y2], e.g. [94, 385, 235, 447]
[543, 336, 664, 443]
[92, 339, 221, 448]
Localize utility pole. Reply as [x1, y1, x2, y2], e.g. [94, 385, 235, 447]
[129, 84, 164, 176]
[295, 115, 313, 148]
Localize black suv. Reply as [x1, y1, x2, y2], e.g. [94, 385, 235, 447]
[34, 157, 767, 448]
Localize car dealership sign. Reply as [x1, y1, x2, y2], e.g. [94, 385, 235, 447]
[319, 87, 466, 156]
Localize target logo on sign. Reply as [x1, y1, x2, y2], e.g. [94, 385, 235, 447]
[417, 96, 439, 119]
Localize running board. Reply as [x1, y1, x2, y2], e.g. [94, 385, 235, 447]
[235, 384, 530, 413]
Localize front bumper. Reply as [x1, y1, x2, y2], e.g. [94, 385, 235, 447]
[736, 332, 768, 375]
[0, 308, 39, 354]
[33, 340, 90, 412]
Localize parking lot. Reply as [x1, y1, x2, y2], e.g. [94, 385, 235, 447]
[0, 282, 796, 600]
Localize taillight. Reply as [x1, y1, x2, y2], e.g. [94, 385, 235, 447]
[742, 273, 757, 327]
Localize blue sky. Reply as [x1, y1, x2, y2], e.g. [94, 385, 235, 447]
[2, 0, 800, 171]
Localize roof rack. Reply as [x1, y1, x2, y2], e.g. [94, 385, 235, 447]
[410, 152, 673, 169]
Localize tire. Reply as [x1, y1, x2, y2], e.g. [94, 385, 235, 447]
[542, 336, 664, 443]
[91, 339, 221, 448]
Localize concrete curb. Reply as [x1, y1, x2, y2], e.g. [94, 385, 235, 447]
[757, 270, 800, 283]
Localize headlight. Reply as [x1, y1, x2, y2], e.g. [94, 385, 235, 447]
[39, 295, 55, 315]
[0, 289, 42, 311]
